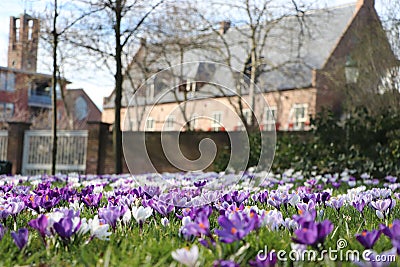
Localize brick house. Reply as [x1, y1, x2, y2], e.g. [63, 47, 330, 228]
[0, 13, 101, 129]
[102, 0, 397, 131]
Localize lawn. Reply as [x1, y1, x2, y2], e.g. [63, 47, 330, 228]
[0, 170, 399, 266]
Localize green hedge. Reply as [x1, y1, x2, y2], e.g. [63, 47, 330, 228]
[272, 107, 400, 177]
[214, 107, 400, 178]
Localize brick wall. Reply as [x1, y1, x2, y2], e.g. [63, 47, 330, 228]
[102, 88, 317, 132]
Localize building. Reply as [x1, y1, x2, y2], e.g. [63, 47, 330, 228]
[102, 0, 397, 131]
[0, 13, 101, 129]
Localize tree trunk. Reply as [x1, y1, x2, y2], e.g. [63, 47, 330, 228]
[114, 0, 123, 174]
[51, 0, 58, 175]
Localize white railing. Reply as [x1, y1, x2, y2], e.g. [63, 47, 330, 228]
[0, 131, 7, 161]
[22, 130, 88, 175]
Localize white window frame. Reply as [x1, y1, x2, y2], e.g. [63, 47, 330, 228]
[290, 104, 308, 130]
[211, 111, 222, 131]
[191, 113, 199, 130]
[164, 115, 175, 131]
[145, 117, 155, 131]
[0, 102, 14, 121]
[243, 109, 251, 125]
[0, 72, 15, 92]
[263, 106, 277, 131]
[236, 108, 251, 131]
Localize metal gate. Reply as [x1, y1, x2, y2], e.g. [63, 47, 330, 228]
[0, 131, 7, 161]
[22, 130, 88, 175]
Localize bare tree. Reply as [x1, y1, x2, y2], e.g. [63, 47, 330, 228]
[66, 0, 164, 174]
[39, 0, 100, 174]
[190, 0, 311, 131]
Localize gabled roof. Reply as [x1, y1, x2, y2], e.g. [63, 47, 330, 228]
[65, 89, 102, 122]
[104, 2, 360, 109]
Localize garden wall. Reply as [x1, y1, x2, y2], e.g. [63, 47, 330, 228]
[4, 121, 310, 175]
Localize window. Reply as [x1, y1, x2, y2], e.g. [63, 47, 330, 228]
[0, 72, 15, 91]
[56, 83, 62, 99]
[15, 18, 20, 42]
[236, 109, 251, 131]
[28, 20, 33, 40]
[211, 112, 222, 131]
[164, 115, 175, 131]
[263, 107, 276, 131]
[75, 96, 88, 121]
[290, 104, 308, 130]
[146, 117, 155, 131]
[191, 114, 199, 130]
[243, 109, 251, 125]
[0, 102, 14, 120]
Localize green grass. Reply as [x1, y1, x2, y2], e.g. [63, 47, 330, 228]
[0, 182, 399, 266]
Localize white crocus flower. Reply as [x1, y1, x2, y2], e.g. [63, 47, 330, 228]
[69, 200, 84, 211]
[161, 217, 169, 227]
[88, 215, 112, 240]
[131, 206, 153, 224]
[122, 209, 132, 224]
[182, 216, 192, 226]
[46, 211, 64, 234]
[288, 194, 300, 207]
[171, 245, 199, 267]
[78, 218, 90, 235]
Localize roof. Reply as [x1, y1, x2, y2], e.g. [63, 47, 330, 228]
[104, 3, 358, 109]
[64, 89, 102, 122]
[0, 66, 71, 83]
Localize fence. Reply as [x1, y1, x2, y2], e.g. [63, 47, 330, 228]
[0, 131, 7, 161]
[22, 130, 88, 175]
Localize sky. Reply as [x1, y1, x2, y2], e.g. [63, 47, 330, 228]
[0, 0, 385, 109]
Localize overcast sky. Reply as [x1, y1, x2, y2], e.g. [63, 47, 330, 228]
[0, 0, 384, 109]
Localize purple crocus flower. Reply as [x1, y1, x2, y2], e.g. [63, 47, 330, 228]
[380, 220, 400, 239]
[194, 180, 207, 187]
[385, 176, 397, 183]
[391, 238, 400, 254]
[293, 209, 316, 226]
[352, 199, 367, 214]
[213, 259, 240, 267]
[11, 228, 29, 250]
[331, 181, 341, 189]
[328, 197, 344, 212]
[370, 199, 392, 219]
[249, 251, 277, 267]
[215, 212, 256, 243]
[182, 214, 211, 238]
[147, 200, 175, 217]
[231, 191, 250, 205]
[25, 195, 41, 213]
[82, 193, 103, 207]
[54, 217, 80, 239]
[40, 194, 60, 212]
[0, 223, 6, 241]
[292, 220, 333, 247]
[0, 184, 13, 193]
[0, 205, 11, 220]
[355, 230, 381, 249]
[296, 200, 315, 214]
[98, 208, 120, 230]
[28, 214, 48, 239]
[7, 201, 25, 216]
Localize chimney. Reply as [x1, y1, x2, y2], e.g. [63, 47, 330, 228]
[219, 21, 231, 35]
